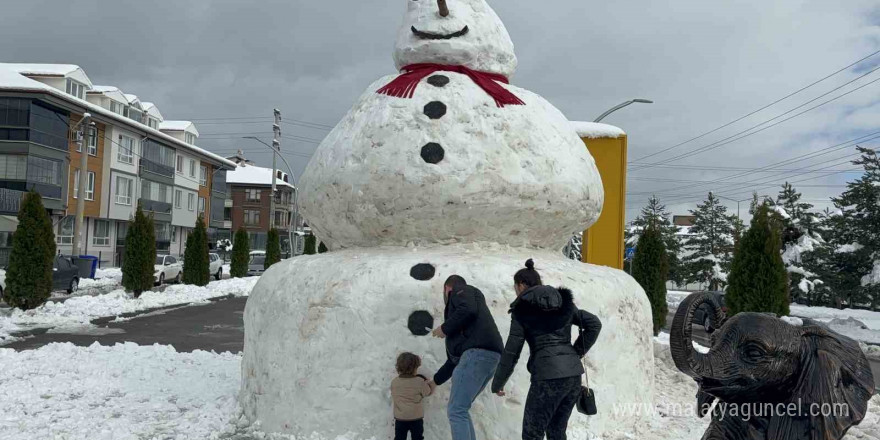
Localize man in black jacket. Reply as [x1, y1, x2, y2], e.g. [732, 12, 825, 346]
[431, 275, 503, 440]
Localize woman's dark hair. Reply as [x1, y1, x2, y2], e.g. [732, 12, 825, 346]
[514, 259, 542, 288]
[396, 352, 421, 376]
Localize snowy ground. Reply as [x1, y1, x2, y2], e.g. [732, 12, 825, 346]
[1, 340, 875, 440]
[790, 305, 880, 344]
[0, 277, 258, 345]
[666, 291, 880, 346]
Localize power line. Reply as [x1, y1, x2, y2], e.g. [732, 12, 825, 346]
[631, 67, 880, 171]
[630, 48, 880, 163]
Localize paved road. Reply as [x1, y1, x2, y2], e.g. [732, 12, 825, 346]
[663, 311, 880, 393]
[5, 297, 247, 353]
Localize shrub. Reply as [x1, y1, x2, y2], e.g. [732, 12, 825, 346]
[265, 228, 281, 269]
[183, 215, 210, 286]
[727, 204, 790, 316]
[231, 228, 250, 278]
[632, 223, 669, 335]
[4, 191, 55, 310]
[122, 204, 156, 297]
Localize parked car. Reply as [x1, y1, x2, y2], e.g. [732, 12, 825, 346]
[692, 291, 727, 333]
[247, 254, 266, 277]
[154, 255, 183, 285]
[209, 253, 223, 280]
[0, 256, 79, 296]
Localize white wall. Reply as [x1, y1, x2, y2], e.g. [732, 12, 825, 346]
[174, 150, 199, 191]
[108, 170, 138, 221]
[172, 187, 198, 227]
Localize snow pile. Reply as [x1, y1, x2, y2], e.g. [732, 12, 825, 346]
[0, 277, 258, 344]
[0, 341, 875, 440]
[654, 331, 709, 354]
[666, 291, 692, 310]
[569, 121, 626, 139]
[863, 260, 880, 287]
[95, 267, 123, 282]
[836, 243, 865, 254]
[771, 205, 791, 220]
[781, 316, 804, 327]
[781, 234, 821, 266]
[0, 343, 242, 440]
[242, 247, 653, 439]
[790, 304, 880, 344]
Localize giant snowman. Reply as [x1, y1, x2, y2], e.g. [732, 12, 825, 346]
[241, 1, 654, 438]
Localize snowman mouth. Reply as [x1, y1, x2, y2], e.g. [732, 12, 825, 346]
[411, 25, 470, 40]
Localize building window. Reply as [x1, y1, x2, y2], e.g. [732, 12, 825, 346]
[148, 118, 158, 129]
[65, 79, 85, 99]
[199, 166, 208, 186]
[56, 216, 74, 245]
[141, 180, 170, 203]
[93, 220, 110, 246]
[188, 193, 195, 211]
[171, 226, 178, 243]
[115, 175, 133, 205]
[175, 189, 182, 209]
[246, 189, 261, 202]
[155, 222, 171, 242]
[198, 197, 206, 216]
[189, 159, 196, 178]
[244, 209, 261, 226]
[176, 155, 184, 174]
[0, 155, 27, 180]
[73, 170, 96, 200]
[185, 132, 196, 145]
[27, 156, 61, 186]
[29, 102, 69, 151]
[109, 101, 124, 115]
[118, 135, 135, 164]
[88, 127, 97, 156]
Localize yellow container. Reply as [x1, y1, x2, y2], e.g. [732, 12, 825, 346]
[575, 124, 628, 270]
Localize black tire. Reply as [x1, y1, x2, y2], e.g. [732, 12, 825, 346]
[67, 278, 78, 294]
[215, 268, 222, 281]
[158, 273, 165, 285]
[174, 272, 181, 284]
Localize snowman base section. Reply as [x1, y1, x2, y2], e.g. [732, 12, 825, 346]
[241, 245, 654, 439]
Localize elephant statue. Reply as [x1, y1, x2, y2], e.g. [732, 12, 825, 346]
[670, 292, 875, 440]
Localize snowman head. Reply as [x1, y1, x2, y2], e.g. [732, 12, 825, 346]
[393, 0, 518, 78]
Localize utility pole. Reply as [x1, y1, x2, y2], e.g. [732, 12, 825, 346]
[270, 109, 281, 230]
[72, 113, 92, 256]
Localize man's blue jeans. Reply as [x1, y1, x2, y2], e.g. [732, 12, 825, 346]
[448, 349, 501, 440]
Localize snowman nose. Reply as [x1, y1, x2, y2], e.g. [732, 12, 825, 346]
[438, 0, 449, 17]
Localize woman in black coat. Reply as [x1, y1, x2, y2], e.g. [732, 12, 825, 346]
[491, 259, 602, 440]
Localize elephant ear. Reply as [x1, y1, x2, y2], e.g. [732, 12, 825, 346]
[768, 320, 875, 440]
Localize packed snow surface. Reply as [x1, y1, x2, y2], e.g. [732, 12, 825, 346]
[242, 246, 654, 439]
[2, 341, 875, 440]
[790, 304, 880, 344]
[393, 0, 517, 77]
[569, 121, 626, 139]
[300, 71, 603, 251]
[0, 277, 257, 344]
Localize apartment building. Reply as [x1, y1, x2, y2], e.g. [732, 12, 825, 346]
[0, 63, 236, 266]
[225, 152, 296, 254]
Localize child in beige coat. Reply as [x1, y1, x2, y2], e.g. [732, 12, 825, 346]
[391, 353, 435, 440]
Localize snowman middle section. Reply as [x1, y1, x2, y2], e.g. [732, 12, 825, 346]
[299, 72, 605, 252]
[241, 244, 654, 439]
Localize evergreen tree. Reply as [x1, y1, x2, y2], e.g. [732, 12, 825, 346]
[775, 182, 817, 246]
[726, 204, 790, 316]
[632, 222, 668, 335]
[683, 192, 736, 290]
[630, 196, 684, 286]
[303, 233, 317, 255]
[231, 228, 250, 278]
[122, 205, 156, 297]
[182, 215, 210, 286]
[265, 228, 281, 269]
[4, 191, 55, 310]
[806, 146, 880, 309]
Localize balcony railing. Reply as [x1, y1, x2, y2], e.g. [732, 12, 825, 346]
[139, 198, 173, 215]
[139, 159, 174, 178]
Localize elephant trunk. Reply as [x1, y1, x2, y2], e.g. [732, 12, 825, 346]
[670, 292, 724, 380]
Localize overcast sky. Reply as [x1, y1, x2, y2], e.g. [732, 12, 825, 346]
[3, 0, 879, 221]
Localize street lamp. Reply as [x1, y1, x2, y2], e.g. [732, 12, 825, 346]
[715, 194, 771, 220]
[242, 136, 300, 257]
[594, 99, 654, 123]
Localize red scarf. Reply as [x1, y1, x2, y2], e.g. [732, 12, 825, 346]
[377, 63, 525, 108]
